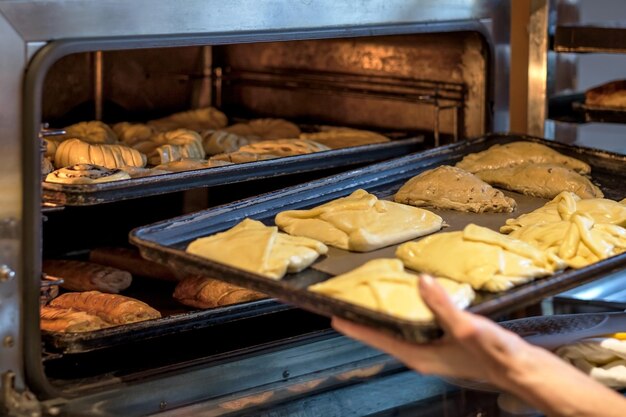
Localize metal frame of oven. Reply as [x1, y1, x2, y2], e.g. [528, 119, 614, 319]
[0, 0, 551, 415]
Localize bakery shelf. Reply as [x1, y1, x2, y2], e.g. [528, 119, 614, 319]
[554, 24, 626, 53]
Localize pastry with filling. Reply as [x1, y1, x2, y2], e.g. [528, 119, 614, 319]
[112, 122, 155, 146]
[396, 224, 564, 292]
[238, 139, 330, 157]
[186, 218, 328, 280]
[456, 141, 591, 174]
[46, 164, 131, 184]
[43, 259, 132, 293]
[40, 307, 111, 333]
[309, 259, 474, 321]
[501, 191, 626, 234]
[54, 139, 147, 169]
[59, 121, 118, 144]
[394, 165, 517, 213]
[119, 166, 170, 178]
[223, 118, 301, 141]
[275, 189, 443, 252]
[508, 213, 626, 269]
[475, 163, 603, 199]
[300, 128, 390, 149]
[131, 129, 205, 165]
[585, 80, 626, 109]
[155, 159, 232, 172]
[173, 276, 266, 309]
[210, 151, 279, 164]
[49, 291, 161, 324]
[201, 129, 251, 155]
[148, 107, 228, 132]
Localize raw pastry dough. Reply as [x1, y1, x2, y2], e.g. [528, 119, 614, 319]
[41, 307, 111, 333]
[238, 139, 330, 156]
[201, 129, 251, 155]
[155, 159, 232, 172]
[186, 218, 328, 280]
[557, 336, 626, 388]
[60, 121, 118, 144]
[132, 129, 205, 165]
[501, 192, 626, 234]
[223, 118, 301, 140]
[309, 259, 474, 321]
[210, 151, 279, 164]
[54, 139, 147, 169]
[396, 224, 563, 292]
[394, 165, 517, 213]
[112, 122, 154, 146]
[300, 128, 390, 149]
[119, 166, 170, 178]
[508, 213, 626, 269]
[476, 163, 603, 199]
[173, 276, 266, 309]
[148, 107, 228, 132]
[46, 164, 131, 184]
[456, 141, 591, 174]
[275, 189, 443, 252]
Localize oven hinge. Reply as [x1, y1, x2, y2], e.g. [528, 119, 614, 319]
[1, 371, 42, 417]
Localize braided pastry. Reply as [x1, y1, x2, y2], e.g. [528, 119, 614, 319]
[112, 122, 154, 146]
[60, 121, 118, 144]
[201, 129, 251, 155]
[46, 164, 131, 184]
[224, 118, 301, 140]
[148, 107, 228, 132]
[55, 139, 147, 169]
[132, 129, 205, 165]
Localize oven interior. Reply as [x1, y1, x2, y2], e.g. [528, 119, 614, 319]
[35, 31, 491, 409]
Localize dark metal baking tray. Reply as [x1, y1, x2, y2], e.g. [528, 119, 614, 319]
[42, 136, 424, 206]
[554, 24, 626, 54]
[129, 133, 626, 343]
[548, 93, 626, 124]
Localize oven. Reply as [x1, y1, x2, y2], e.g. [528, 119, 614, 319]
[0, 1, 554, 416]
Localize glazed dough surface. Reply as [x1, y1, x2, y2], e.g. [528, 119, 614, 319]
[456, 141, 591, 174]
[476, 163, 603, 200]
[396, 224, 563, 292]
[501, 192, 626, 234]
[309, 259, 475, 321]
[186, 218, 328, 280]
[275, 189, 443, 252]
[394, 165, 517, 213]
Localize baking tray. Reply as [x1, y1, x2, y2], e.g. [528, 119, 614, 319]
[42, 135, 424, 206]
[548, 93, 626, 124]
[130, 133, 626, 343]
[554, 24, 626, 54]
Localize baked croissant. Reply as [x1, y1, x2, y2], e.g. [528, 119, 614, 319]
[54, 139, 147, 169]
[60, 121, 118, 144]
[46, 164, 131, 184]
[148, 107, 228, 132]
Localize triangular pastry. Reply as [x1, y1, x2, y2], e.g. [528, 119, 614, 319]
[394, 165, 516, 213]
[275, 189, 443, 252]
[456, 141, 590, 174]
[396, 224, 564, 292]
[309, 259, 474, 321]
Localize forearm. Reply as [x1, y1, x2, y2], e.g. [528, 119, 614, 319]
[497, 343, 626, 417]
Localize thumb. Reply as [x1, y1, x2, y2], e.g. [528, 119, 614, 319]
[418, 274, 464, 333]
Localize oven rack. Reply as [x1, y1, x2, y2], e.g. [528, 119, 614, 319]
[214, 67, 466, 146]
[548, 92, 626, 124]
[553, 24, 626, 54]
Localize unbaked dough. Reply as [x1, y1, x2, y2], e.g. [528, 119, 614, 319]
[54, 139, 147, 169]
[396, 224, 563, 292]
[148, 107, 228, 132]
[187, 218, 328, 280]
[131, 129, 205, 165]
[275, 189, 443, 252]
[60, 121, 118, 144]
[394, 165, 517, 213]
[456, 141, 591, 174]
[475, 163, 603, 199]
[238, 139, 330, 156]
[155, 159, 232, 172]
[223, 118, 301, 140]
[201, 129, 251, 155]
[112, 122, 155, 146]
[309, 258, 475, 321]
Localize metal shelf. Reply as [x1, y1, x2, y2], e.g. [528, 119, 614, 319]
[554, 24, 626, 54]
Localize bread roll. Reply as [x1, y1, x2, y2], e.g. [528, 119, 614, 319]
[43, 259, 132, 293]
[41, 306, 110, 333]
[49, 291, 161, 324]
[173, 276, 266, 309]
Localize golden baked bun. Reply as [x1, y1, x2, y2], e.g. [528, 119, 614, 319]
[54, 139, 147, 169]
[223, 118, 301, 141]
[46, 164, 131, 184]
[148, 107, 228, 132]
[112, 122, 155, 146]
[60, 121, 118, 144]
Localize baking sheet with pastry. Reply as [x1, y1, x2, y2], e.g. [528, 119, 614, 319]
[549, 93, 626, 124]
[130, 133, 626, 343]
[42, 135, 424, 206]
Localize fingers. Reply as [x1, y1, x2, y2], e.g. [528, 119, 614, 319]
[418, 274, 465, 334]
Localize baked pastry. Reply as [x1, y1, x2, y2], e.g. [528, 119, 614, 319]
[43, 260, 132, 293]
[173, 276, 266, 309]
[300, 128, 390, 149]
[46, 164, 131, 184]
[49, 291, 161, 324]
[394, 165, 517, 213]
[455, 141, 591, 174]
[155, 159, 232, 172]
[501, 192, 626, 234]
[119, 166, 170, 178]
[60, 121, 118, 144]
[43, 138, 63, 162]
[131, 129, 205, 165]
[475, 163, 603, 199]
[201, 129, 252, 155]
[186, 218, 328, 280]
[210, 151, 279, 164]
[40, 306, 111, 333]
[238, 139, 330, 157]
[223, 118, 301, 140]
[508, 213, 626, 269]
[148, 107, 228, 132]
[585, 80, 626, 109]
[112, 122, 155, 146]
[54, 139, 147, 169]
[275, 189, 443, 252]
[89, 247, 178, 281]
[309, 259, 474, 321]
[42, 157, 55, 176]
[396, 224, 564, 292]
